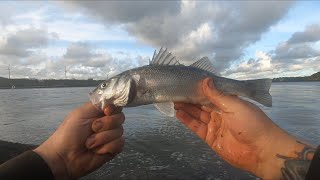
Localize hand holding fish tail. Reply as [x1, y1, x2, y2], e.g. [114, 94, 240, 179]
[175, 77, 316, 180]
[33, 102, 125, 179]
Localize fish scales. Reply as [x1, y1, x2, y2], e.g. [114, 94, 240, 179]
[125, 65, 210, 106]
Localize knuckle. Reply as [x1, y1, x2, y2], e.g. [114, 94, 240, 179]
[103, 123, 111, 130]
[99, 147, 109, 154]
[119, 137, 125, 146]
[102, 117, 113, 128]
[118, 113, 125, 121]
[119, 126, 124, 136]
[119, 113, 125, 121]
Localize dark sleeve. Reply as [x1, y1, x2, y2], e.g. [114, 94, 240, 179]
[306, 145, 320, 180]
[0, 150, 54, 180]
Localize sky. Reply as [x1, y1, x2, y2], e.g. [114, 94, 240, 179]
[0, 1, 319, 80]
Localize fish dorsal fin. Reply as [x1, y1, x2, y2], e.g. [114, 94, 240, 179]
[190, 57, 217, 74]
[150, 48, 181, 66]
[154, 102, 175, 117]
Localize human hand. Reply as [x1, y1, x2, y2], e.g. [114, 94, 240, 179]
[34, 102, 125, 179]
[175, 78, 315, 179]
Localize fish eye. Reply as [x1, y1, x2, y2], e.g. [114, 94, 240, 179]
[101, 83, 106, 88]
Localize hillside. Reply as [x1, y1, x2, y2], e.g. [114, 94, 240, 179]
[272, 72, 320, 82]
[309, 72, 320, 80]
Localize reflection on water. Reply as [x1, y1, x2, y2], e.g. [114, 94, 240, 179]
[0, 82, 320, 179]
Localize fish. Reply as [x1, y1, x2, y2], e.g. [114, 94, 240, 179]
[89, 48, 272, 117]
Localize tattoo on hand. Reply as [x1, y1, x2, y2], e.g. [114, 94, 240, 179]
[276, 141, 315, 180]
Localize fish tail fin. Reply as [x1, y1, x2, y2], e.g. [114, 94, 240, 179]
[243, 79, 272, 107]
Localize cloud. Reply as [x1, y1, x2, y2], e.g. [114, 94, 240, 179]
[60, 42, 149, 79]
[225, 51, 320, 80]
[61, 1, 180, 24]
[287, 24, 320, 44]
[0, 27, 57, 79]
[2, 1, 319, 80]
[63, 1, 293, 72]
[0, 28, 54, 57]
[272, 24, 320, 62]
[272, 42, 320, 61]
[0, 2, 17, 26]
[225, 51, 274, 79]
[226, 24, 320, 79]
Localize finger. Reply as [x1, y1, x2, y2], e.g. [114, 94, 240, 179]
[93, 137, 125, 155]
[202, 78, 239, 112]
[73, 102, 103, 119]
[92, 112, 125, 132]
[104, 105, 123, 116]
[174, 102, 202, 109]
[174, 103, 210, 124]
[86, 126, 124, 149]
[173, 102, 184, 109]
[205, 111, 222, 146]
[176, 110, 208, 140]
[201, 104, 222, 114]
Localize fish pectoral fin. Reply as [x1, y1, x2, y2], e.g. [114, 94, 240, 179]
[154, 102, 175, 117]
[190, 57, 218, 74]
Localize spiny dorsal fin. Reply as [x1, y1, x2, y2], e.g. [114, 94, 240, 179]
[150, 48, 181, 66]
[190, 57, 217, 74]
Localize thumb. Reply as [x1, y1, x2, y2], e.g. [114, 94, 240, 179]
[202, 78, 232, 112]
[103, 105, 123, 116]
[73, 102, 103, 119]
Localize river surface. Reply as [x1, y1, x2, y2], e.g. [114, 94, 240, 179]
[0, 82, 320, 180]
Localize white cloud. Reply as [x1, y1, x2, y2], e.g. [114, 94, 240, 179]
[0, 28, 54, 57]
[68, 1, 293, 71]
[47, 20, 132, 42]
[0, 1, 319, 80]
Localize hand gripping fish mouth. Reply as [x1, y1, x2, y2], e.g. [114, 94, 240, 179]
[89, 48, 272, 116]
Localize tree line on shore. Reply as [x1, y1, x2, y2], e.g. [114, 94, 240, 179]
[0, 71, 319, 89]
[272, 71, 320, 82]
[0, 77, 103, 89]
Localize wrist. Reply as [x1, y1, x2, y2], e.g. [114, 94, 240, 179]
[33, 142, 71, 180]
[256, 127, 315, 179]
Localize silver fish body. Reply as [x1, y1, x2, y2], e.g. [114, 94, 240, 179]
[89, 48, 272, 116]
[123, 65, 243, 106]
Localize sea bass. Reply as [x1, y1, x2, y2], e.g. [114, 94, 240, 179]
[89, 48, 272, 116]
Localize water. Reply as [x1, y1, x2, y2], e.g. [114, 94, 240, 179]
[0, 82, 320, 179]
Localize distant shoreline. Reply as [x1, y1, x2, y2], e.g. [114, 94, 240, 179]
[272, 71, 320, 82]
[0, 78, 104, 89]
[0, 71, 319, 89]
[0, 85, 97, 90]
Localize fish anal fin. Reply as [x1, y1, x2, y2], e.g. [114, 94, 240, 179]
[154, 102, 175, 117]
[190, 57, 217, 74]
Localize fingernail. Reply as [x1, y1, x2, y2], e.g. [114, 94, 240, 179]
[93, 121, 103, 132]
[87, 136, 95, 148]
